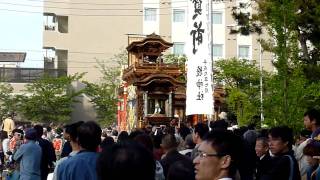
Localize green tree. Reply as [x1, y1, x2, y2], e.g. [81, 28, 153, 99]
[215, 58, 264, 125]
[18, 74, 84, 123]
[84, 50, 127, 127]
[230, 0, 320, 130]
[263, 65, 320, 131]
[0, 83, 17, 119]
[163, 54, 187, 82]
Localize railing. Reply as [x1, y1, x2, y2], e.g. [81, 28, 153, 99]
[0, 67, 67, 83]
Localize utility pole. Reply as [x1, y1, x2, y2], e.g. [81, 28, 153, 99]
[209, 0, 214, 125]
[259, 38, 264, 127]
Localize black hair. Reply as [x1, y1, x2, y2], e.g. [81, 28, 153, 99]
[33, 125, 43, 138]
[256, 137, 268, 147]
[46, 126, 52, 132]
[178, 124, 191, 140]
[167, 160, 195, 180]
[161, 133, 178, 150]
[12, 129, 24, 136]
[0, 131, 8, 141]
[117, 131, 129, 143]
[100, 136, 115, 151]
[194, 122, 209, 139]
[203, 130, 242, 177]
[77, 121, 102, 152]
[304, 108, 320, 126]
[269, 126, 294, 150]
[129, 129, 144, 139]
[303, 141, 320, 156]
[64, 121, 84, 142]
[112, 129, 118, 137]
[97, 141, 155, 180]
[210, 120, 228, 131]
[133, 133, 154, 153]
[300, 129, 312, 138]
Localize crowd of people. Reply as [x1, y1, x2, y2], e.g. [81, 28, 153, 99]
[0, 108, 319, 180]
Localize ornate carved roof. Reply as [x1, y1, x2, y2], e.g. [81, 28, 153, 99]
[126, 33, 173, 53]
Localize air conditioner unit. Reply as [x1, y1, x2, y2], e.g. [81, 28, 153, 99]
[44, 57, 55, 62]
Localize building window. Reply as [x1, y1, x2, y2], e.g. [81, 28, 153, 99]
[43, 14, 56, 31]
[43, 48, 56, 62]
[212, 44, 223, 57]
[238, 45, 250, 59]
[144, 8, 157, 21]
[173, 43, 185, 55]
[212, 12, 222, 24]
[173, 9, 185, 22]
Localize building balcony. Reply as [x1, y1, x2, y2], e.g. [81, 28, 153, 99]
[0, 67, 67, 83]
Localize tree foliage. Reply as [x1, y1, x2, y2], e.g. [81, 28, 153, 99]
[84, 50, 127, 127]
[0, 83, 17, 119]
[228, 0, 320, 130]
[215, 58, 264, 125]
[216, 58, 320, 131]
[163, 54, 187, 82]
[18, 73, 84, 123]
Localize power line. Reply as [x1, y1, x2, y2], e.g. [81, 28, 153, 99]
[0, 8, 171, 16]
[0, 6, 230, 16]
[0, 2, 188, 11]
[0, 48, 114, 55]
[21, 0, 188, 6]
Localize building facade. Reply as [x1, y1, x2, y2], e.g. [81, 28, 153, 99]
[42, 0, 273, 84]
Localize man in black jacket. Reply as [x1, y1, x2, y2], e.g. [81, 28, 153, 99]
[34, 125, 56, 180]
[261, 126, 301, 180]
[160, 133, 193, 178]
[255, 137, 272, 180]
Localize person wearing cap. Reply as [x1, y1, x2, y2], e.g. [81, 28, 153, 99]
[13, 128, 42, 180]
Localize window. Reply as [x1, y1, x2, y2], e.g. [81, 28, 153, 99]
[212, 12, 222, 24]
[43, 14, 56, 31]
[212, 44, 223, 57]
[238, 45, 250, 59]
[173, 43, 185, 55]
[43, 48, 56, 62]
[144, 8, 157, 21]
[173, 9, 185, 22]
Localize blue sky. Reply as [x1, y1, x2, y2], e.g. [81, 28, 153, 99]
[0, 0, 43, 67]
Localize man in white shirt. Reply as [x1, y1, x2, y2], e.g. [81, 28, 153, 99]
[193, 130, 241, 180]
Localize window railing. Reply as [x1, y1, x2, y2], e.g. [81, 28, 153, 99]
[0, 67, 67, 83]
[44, 25, 56, 31]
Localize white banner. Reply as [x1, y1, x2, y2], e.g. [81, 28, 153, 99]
[186, 0, 213, 115]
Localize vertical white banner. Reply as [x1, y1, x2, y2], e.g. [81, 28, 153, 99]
[186, 0, 213, 115]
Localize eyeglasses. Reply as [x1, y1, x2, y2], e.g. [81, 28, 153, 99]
[198, 152, 226, 158]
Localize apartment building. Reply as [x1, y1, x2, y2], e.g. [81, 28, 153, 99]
[43, 0, 273, 84]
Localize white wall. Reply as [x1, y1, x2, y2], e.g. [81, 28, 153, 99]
[171, 0, 188, 43]
[143, 0, 160, 34]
